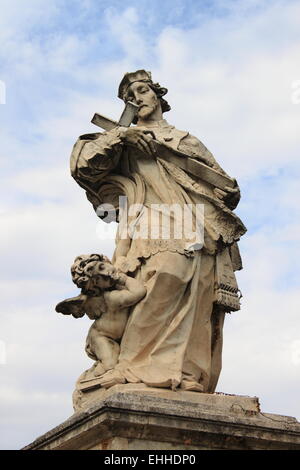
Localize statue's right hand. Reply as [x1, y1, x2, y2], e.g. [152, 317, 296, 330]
[119, 127, 156, 156]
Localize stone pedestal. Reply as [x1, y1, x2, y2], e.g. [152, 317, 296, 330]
[23, 384, 300, 450]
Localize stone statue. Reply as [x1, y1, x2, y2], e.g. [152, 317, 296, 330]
[56, 254, 146, 378]
[63, 69, 246, 407]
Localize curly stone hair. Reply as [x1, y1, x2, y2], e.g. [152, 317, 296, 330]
[149, 81, 171, 113]
[71, 254, 122, 296]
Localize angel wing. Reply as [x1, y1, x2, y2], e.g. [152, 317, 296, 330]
[55, 294, 86, 318]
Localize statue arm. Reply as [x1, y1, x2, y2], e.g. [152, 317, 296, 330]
[70, 128, 124, 185]
[178, 133, 229, 174]
[178, 133, 241, 210]
[105, 277, 146, 310]
[69, 128, 126, 209]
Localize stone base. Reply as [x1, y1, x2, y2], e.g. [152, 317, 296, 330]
[23, 384, 300, 450]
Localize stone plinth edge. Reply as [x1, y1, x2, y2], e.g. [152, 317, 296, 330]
[23, 384, 300, 450]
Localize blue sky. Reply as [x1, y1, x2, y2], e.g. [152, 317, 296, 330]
[1, 0, 300, 449]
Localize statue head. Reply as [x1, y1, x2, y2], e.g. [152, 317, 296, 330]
[71, 254, 123, 295]
[55, 254, 122, 319]
[118, 70, 171, 123]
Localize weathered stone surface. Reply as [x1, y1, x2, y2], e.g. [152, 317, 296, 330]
[73, 382, 261, 413]
[39, 69, 299, 452]
[23, 385, 300, 450]
[58, 69, 247, 401]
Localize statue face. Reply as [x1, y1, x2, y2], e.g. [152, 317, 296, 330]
[100, 262, 116, 277]
[96, 262, 117, 290]
[96, 275, 115, 290]
[126, 82, 160, 120]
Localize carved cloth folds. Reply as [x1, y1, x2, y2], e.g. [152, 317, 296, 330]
[70, 119, 246, 391]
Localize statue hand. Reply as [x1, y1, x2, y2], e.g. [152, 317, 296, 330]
[119, 127, 156, 156]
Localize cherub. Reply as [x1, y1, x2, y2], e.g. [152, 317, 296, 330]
[55, 254, 146, 377]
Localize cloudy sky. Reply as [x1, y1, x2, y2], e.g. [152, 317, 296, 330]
[0, 0, 300, 450]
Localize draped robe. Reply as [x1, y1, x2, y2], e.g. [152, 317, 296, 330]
[70, 119, 246, 392]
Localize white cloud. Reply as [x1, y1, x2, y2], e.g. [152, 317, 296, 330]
[219, 285, 300, 418]
[104, 7, 148, 61]
[0, 296, 94, 448]
[1, 0, 300, 449]
[0, 0, 57, 40]
[153, 4, 300, 177]
[0, 198, 115, 280]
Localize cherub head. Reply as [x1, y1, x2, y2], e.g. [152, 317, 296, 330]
[55, 254, 124, 319]
[71, 254, 124, 295]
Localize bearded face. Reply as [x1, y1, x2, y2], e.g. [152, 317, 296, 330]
[126, 82, 161, 120]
